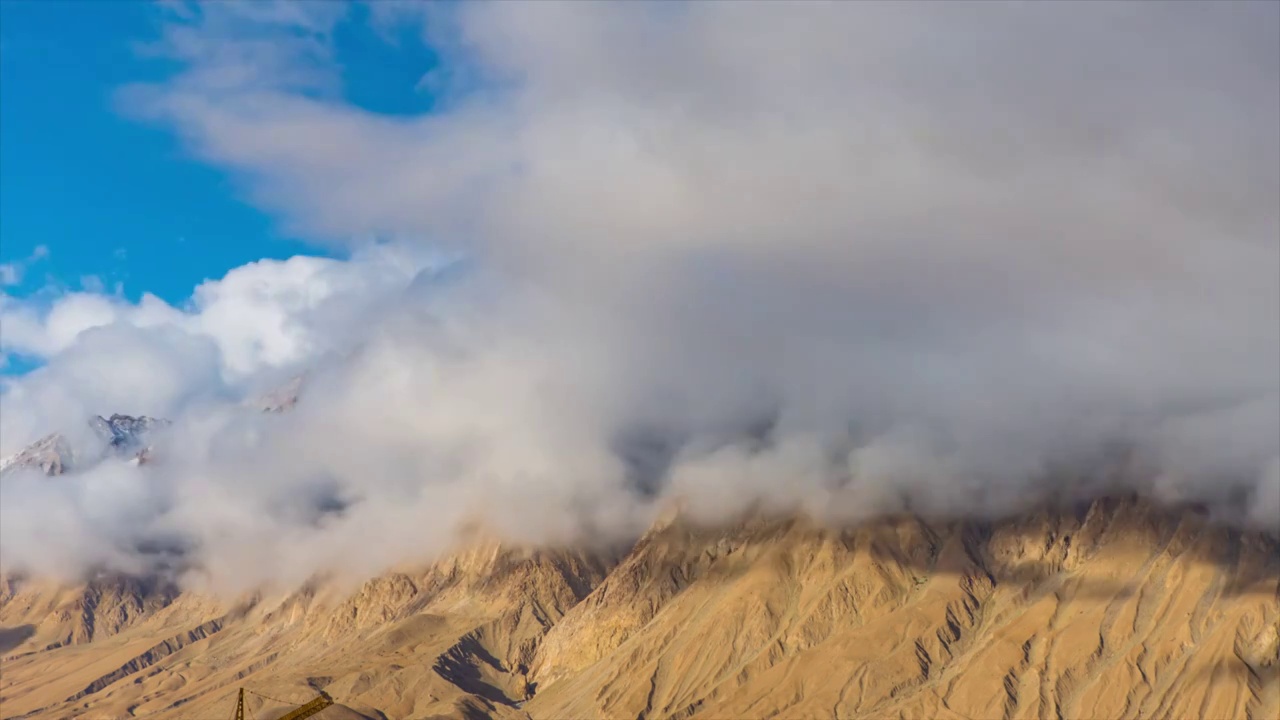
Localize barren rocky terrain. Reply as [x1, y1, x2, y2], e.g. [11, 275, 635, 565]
[1, 496, 1277, 720]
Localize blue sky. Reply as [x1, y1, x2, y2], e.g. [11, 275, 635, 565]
[0, 1, 441, 371]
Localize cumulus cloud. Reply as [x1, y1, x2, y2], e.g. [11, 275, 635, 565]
[1, 1, 1277, 589]
[0, 244, 433, 453]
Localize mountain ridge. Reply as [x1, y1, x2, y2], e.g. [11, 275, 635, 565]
[2, 384, 1276, 718]
[0, 413, 169, 479]
[1, 495, 1276, 720]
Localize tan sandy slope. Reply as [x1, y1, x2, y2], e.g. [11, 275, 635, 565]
[1, 496, 1277, 720]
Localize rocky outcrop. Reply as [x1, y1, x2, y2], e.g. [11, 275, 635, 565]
[88, 413, 169, 451]
[0, 434, 75, 477]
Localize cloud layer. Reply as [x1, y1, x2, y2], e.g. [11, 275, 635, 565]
[2, 1, 1277, 590]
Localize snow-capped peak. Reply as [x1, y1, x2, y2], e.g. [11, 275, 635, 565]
[0, 414, 169, 479]
[0, 377, 306, 479]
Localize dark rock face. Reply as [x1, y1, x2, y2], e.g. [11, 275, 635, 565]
[88, 414, 169, 451]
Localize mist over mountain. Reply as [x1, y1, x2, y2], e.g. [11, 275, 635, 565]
[0, 1, 1277, 596]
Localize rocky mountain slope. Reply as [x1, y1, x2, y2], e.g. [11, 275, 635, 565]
[1, 496, 1276, 720]
[0, 434, 75, 477]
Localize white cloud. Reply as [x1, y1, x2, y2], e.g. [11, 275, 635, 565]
[0, 245, 434, 453]
[0, 247, 428, 376]
[1, 290, 181, 361]
[0, 244, 51, 287]
[79, 275, 106, 294]
[1, 1, 1276, 588]
[1, 323, 224, 451]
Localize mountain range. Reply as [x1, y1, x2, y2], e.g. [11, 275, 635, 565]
[0, 385, 1276, 719]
